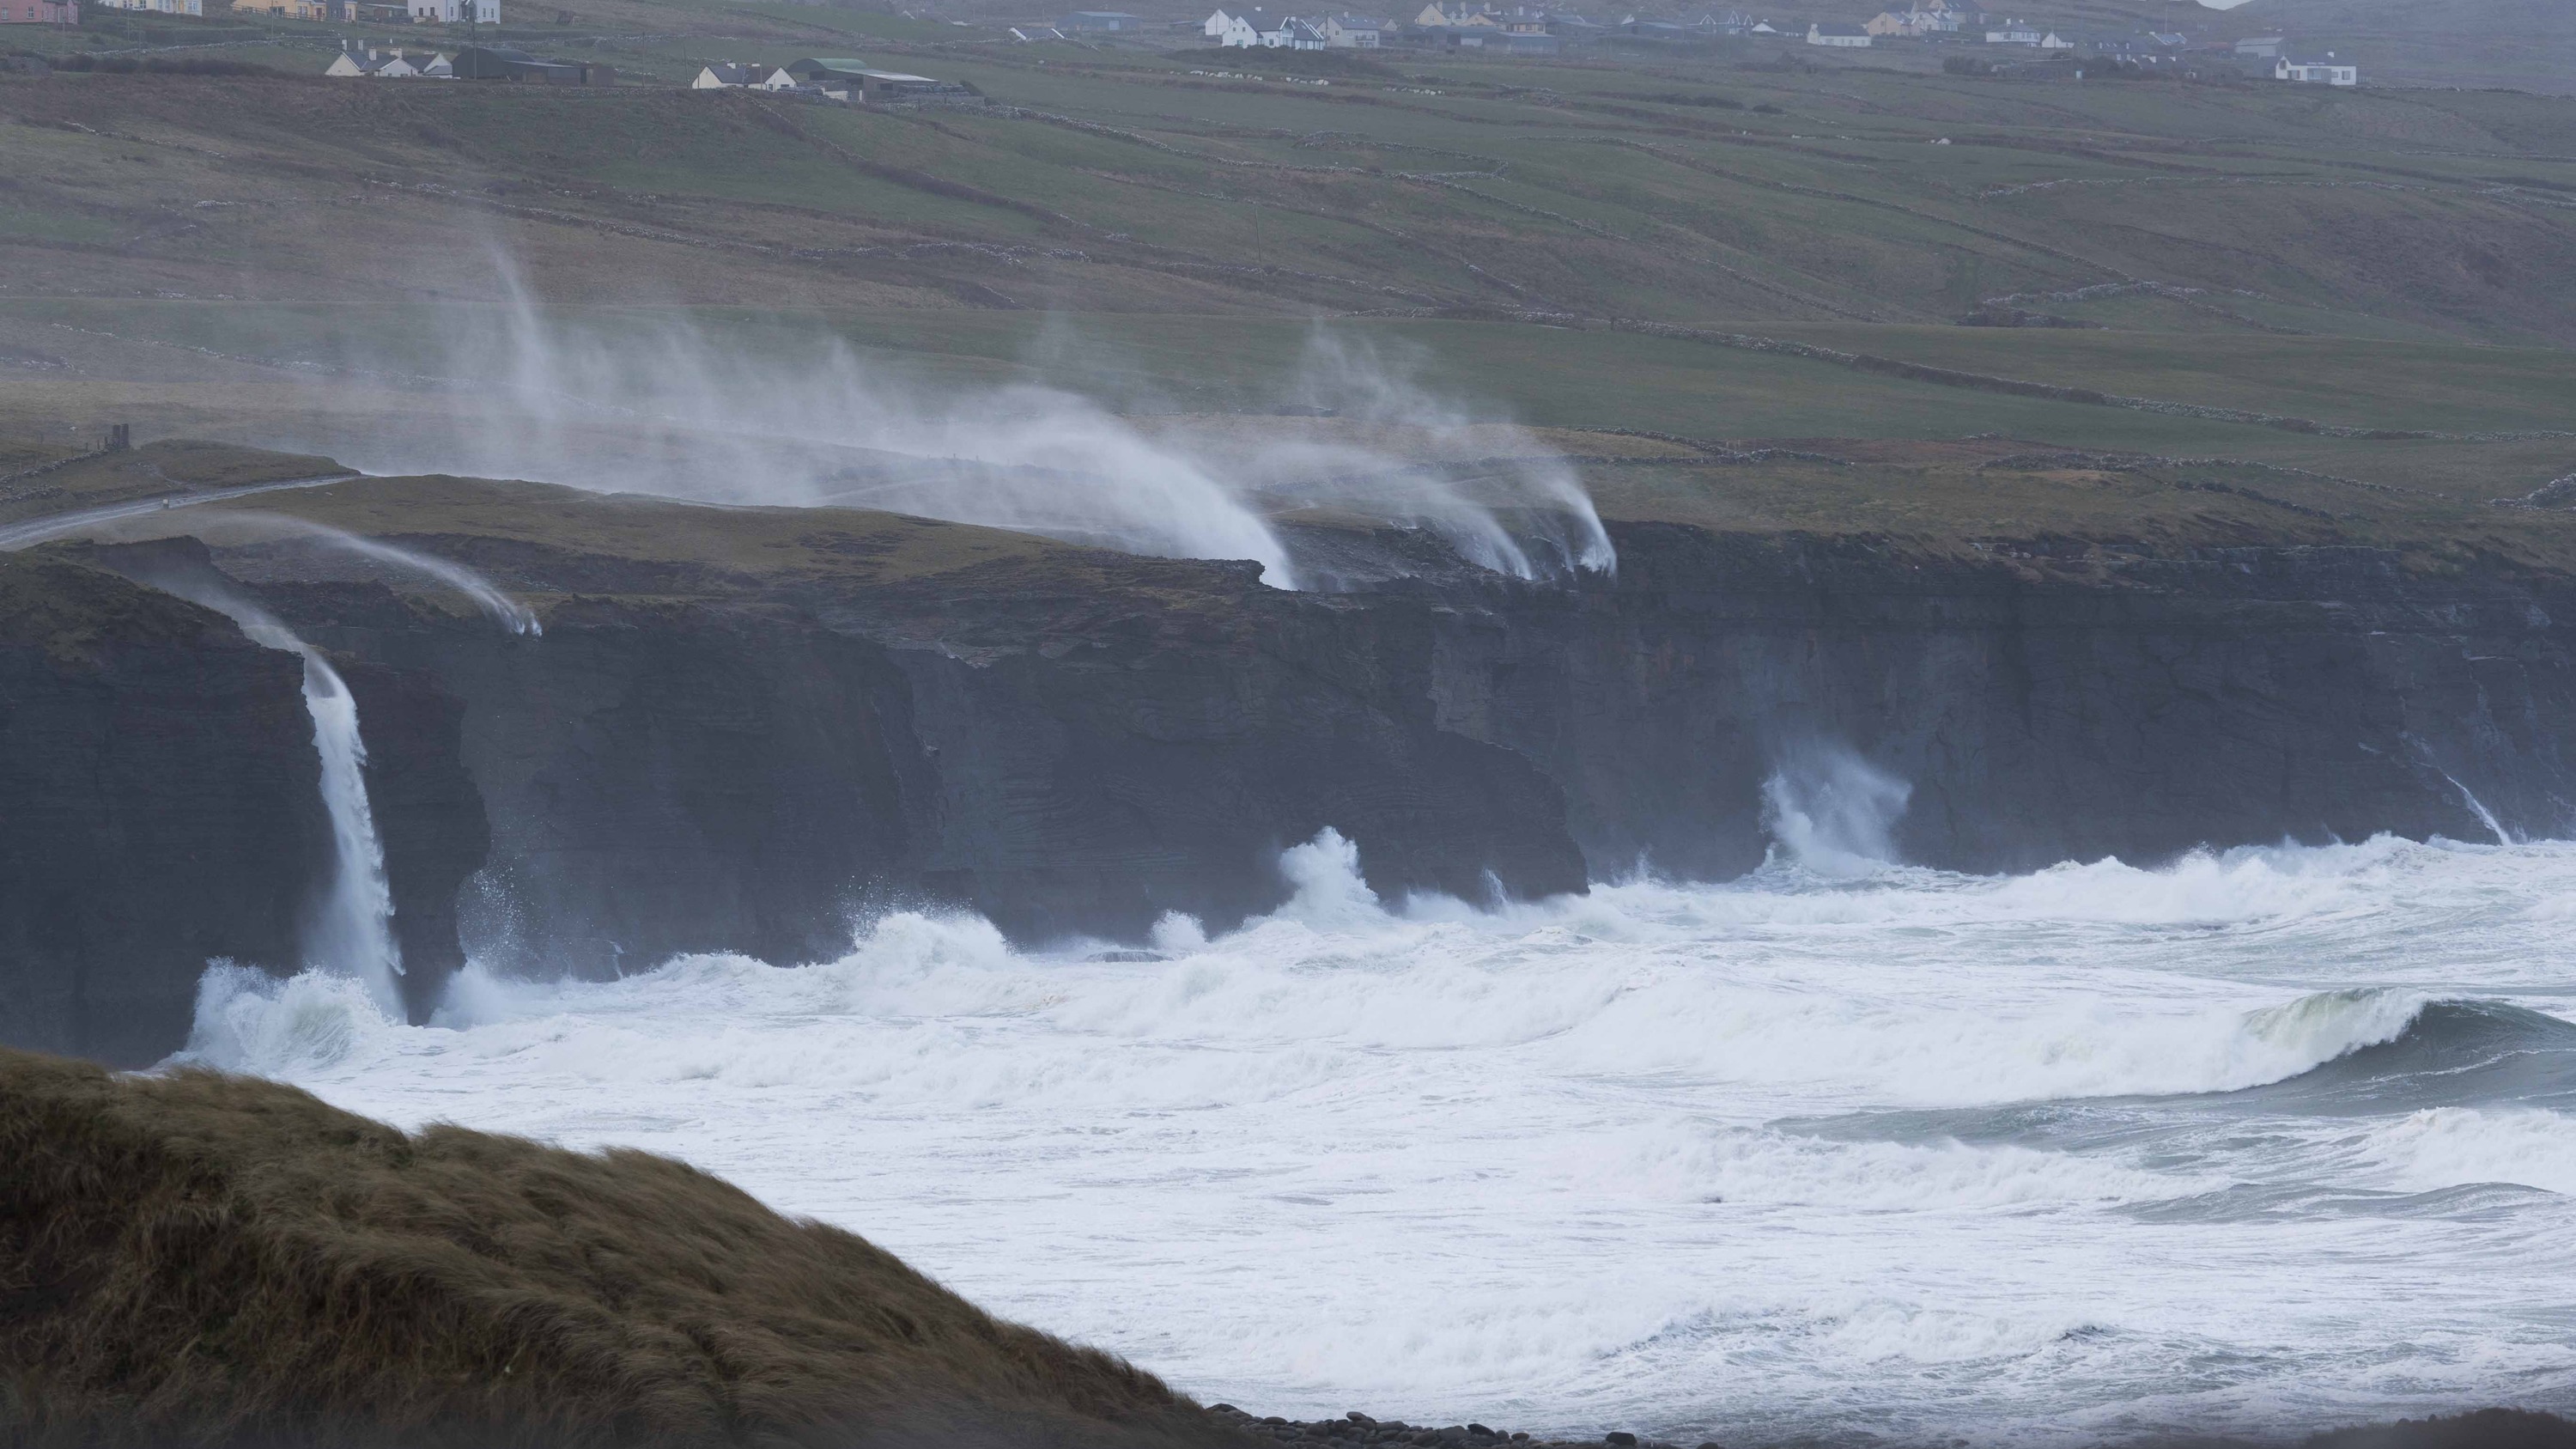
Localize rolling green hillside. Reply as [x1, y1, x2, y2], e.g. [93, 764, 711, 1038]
[2, 0, 2569, 518]
[2228, 0, 2576, 94]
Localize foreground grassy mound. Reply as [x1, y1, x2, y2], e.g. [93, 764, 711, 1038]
[0, 1049, 1229, 1449]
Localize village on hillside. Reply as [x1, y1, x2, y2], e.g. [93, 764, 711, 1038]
[0, 0, 2362, 94]
[1182, 0, 2354, 83]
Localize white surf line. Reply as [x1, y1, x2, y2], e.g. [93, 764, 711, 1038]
[0, 472, 361, 552]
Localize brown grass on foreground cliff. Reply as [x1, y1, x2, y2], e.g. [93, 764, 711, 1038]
[0, 1049, 1236, 1449]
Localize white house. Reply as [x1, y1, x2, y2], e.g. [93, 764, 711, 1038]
[1204, 7, 1260, 42]
[91, 0, 202, 15]
[2275, 53, 2356, 84]
[1986, 21, 2040, 44]
[1322, 11, 1382, 45]
[1260, 15, 1324, 46]
[691, 61, 793, 88]
[2038, 30, 2071, 48]
[1415, 1, 1494, 24]
[325, 45, 428, 74]
[1807, 20, 1868, 46]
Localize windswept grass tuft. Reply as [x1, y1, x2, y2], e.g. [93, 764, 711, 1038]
[0, 1048, 1237, 1449]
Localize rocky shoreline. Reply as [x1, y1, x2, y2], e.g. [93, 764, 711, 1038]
[1205, 1405, 2576, 1449]
[1209, 1406, 1676, 1449]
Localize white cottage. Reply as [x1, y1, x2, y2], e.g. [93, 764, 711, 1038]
[2275, 53, 2357, 85]
[691, 61, 795, 88]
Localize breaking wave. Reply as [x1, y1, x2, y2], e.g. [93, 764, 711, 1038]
[172, 830, 2576, 1441]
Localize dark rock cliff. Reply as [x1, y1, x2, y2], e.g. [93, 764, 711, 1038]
[1416, 525, 2576, 878]
[0, 556, 329, 1066]
[264, 556, 1585, 981]
[233, 509, 2576, 1008]
[335, 657, 491, 1022]
[17, 487, 2576, 1062]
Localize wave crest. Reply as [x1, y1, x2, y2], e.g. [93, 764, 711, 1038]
[180, 964, 392, 1075]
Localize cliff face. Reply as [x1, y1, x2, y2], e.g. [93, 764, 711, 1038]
[0, 557, 329, 1066]
[1419, 527, 2576, 879]
[335, 657, 492, 1022]
[0, 544, 494, 1063]
[22, 470, 2576, 1060]
[241, 506, 2576, 1008]
[270, 560, 1586, 979]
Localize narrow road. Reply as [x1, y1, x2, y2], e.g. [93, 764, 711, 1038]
[0, 472, 362, 551]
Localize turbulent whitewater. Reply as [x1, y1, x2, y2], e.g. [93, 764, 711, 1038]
[185, 832, 2576, 1446]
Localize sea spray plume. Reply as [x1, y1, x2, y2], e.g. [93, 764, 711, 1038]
[1227, 328, 1618, 579]
[210, 511, 540, 636]
[1271, 826, 1387, 928]
[398, 272, 1305, 584]
[331, 259, 1611, 588]
[1762, 743, 1913, 876]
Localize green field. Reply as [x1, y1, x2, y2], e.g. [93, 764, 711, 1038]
[1, 0, 2570, 551]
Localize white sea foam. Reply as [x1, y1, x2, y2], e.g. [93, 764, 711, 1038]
[2363, 1108, 2576, 1196]
[184, 963, 392, 1074]
[182, 832, 2576, 1443]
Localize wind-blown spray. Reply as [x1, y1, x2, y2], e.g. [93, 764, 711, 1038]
[220, 512, 541, 636]
[165, 582, 404, 1016]
[1762, 743, 1913, 876]
[313, 265, 1614, 588]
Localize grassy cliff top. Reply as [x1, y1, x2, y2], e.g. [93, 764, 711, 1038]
[0, 550, 254, 662]
[27, 440, 2576, 597]
[202, 472, 1097, 585]
[0, 1045, 1225, 1449]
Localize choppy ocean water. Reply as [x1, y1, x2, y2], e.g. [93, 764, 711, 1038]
[186, 831, 2576, 1446]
